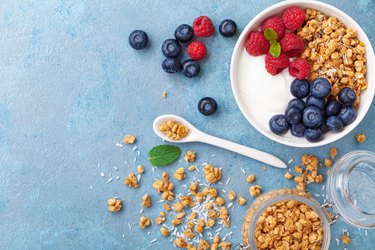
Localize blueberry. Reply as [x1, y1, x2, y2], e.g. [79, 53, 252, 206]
[128, 30, 148, 50]
[198, 97, 217, 116]
[304, 128, 323, 142]
[290, 79, 310, 98]
[302, 106, 323, 128]
[269, 115, 290, 135]
[320, 121, 330, 134]
[182, 59, 200, 78]
[291, 123, 306, 137]
[285, 107, 302, 125]
[338, 87, 357, 106]
[162, 58, 182, 73]
[310, 77, 331, 98]
[325, 100, 341, 116]
[306, 96, 326, 110]
[326, 116, 344, 132]
[174, 24, 194, 43]
[161, 39, 182, 58]
[338, 106, 357, 125]
[219, 19, 237, 37]
[287, 98, 306, 111]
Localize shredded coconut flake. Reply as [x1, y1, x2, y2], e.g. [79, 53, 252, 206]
[89, 185, 93, 190]
[116, 143, 123, 147]
[132, 146, 138, 151]
[140, 209, 144, 214]
[150, 239, 157, 244]
[100, 172, 105, 177]
[106, 177, 113, 184]
[128, 223, 132, 230]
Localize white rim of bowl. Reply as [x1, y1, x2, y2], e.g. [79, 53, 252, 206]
[230, 0, 375, 148]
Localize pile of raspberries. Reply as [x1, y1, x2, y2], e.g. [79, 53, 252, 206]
[245, 6, 310, 79]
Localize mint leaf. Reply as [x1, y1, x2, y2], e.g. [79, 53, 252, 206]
[270, 41, 281, 57]
[149, 145, 181, 167]
[264, 28, 278, 41]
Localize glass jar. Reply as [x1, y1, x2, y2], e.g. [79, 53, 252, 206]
[240, 150, 375, 250]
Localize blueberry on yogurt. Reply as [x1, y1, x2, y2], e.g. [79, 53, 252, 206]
[269, 115, 290, 135]
[290, 79, 310, 98]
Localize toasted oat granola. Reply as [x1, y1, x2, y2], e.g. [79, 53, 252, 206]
[298, 9, 367, 101]
[159, 120, 189, 140]
[107, 198, 122, 212]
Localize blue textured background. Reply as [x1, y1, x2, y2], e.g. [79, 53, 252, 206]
[0, 0, 374, 249]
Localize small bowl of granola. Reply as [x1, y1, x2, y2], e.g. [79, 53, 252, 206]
[230, 0, 375, 147]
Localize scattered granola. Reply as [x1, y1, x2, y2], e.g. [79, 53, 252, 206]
[107, 198, 122, 212]
[137, 165, 145, 174]
[238, 196, 247, 206]
[261, 166, 267, 172]
[330, 147, 337, 160]
[342, 233, 352, 245]
[228, 190, 237, 201]
[355, 133, 366, 143]
[142, 194, 151, 208]
[324, 158, 333, 168]
[246, 174, 256, 183]
[219, 207, 231, 228]
[159, 120, 189, 140]
[124, 172, 139, 188]
[174, 237, 188, 248]
[162, 90, 167, 98]
[174, 167, 185, 180]
[123, 134, 136, 144]
[160, 227, 170, 236]
[188, 165, 196, 171]
[203, 164, 222, 183]
[153, 172, 174, 200]
[139, 216, 151, 229]
[184, 151, 196, 162]
[249, 185, 262, 196]
[284, 172, 294, 180]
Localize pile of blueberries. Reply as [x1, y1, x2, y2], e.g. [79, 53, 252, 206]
[269, 77, 358, 142]
[161, 25, 200, 78]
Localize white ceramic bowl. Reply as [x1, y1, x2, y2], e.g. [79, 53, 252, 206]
[230, 0, 375, 147]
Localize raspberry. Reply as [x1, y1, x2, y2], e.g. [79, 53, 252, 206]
[280, 33, 304, 57]
[193, 16, 214, 37]
[282, 7, 305, 30]
[265, 53, 290, 75]
[261, 16, 285, 40]
[187, 41, 207, 61]
[289, 58, 311, 79]
[245, 31, 270, 56]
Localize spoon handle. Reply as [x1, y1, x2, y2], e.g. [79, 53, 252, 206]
[196, 132, 286, 169]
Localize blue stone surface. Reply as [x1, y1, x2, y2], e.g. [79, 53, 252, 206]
[0, 0, 374, 249]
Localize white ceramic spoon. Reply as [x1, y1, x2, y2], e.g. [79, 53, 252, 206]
[153, 114, 287, 169]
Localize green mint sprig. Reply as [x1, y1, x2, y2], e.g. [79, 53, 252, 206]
[264, 28, 281, 57]
[149, 145, 181, 167]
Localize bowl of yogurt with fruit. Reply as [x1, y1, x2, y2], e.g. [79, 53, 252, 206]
[230, 0, 375, 147]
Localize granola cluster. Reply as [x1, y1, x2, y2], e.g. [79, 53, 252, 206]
[124, 172, 139, 188]
[203, 164, 222, 183]
[159, 120, 189, 140]
[107, 198, 123, 212]
[298, 9, 367, 101]
[152, 172, 175, 200]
